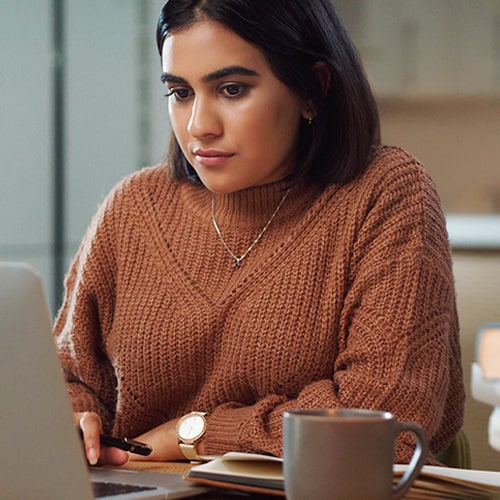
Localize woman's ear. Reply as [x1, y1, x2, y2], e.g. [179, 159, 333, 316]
[313, 60, 331, 95]
[301, 61, 331, 121]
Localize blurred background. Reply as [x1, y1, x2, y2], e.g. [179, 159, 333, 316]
[1, 0, 499, 470]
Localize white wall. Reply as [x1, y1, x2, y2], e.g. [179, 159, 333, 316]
[0, 0, 170, 312]
[0, 0, 54, 300]
[65, 0, 170, 248]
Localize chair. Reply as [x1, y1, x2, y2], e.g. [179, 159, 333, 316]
[435, 429, 471, 468]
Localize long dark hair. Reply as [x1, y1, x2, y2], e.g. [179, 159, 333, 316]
[156, 0, 380, 186]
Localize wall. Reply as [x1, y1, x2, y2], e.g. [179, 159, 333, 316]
[0, 0, 170, 311]
[1, 0, 53, 297]
[453, 251, 500, 471]
[378, 97, 500, 214]
[335, 0, 499, 97]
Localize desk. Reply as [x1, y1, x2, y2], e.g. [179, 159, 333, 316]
[121, 460, 500, 499]
[121, 460, 279, 499]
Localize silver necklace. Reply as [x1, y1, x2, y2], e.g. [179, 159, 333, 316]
[211, 188, 291, 269]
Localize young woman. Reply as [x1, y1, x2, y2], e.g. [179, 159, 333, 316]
[56, 0, 465, 466]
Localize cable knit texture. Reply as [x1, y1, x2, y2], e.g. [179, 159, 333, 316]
[54, 146, 465, 463]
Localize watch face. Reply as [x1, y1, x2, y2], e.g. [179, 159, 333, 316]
[179, 414, 205, 442]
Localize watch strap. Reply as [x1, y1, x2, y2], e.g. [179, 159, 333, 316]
[179, 442, 200, 461]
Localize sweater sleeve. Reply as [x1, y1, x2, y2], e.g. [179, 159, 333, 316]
[203, 150, 464, 463]
[332, 151, 464, 461]
[53, 185, 121, 433]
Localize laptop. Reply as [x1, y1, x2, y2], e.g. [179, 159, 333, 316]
[0, 262, 208, 499]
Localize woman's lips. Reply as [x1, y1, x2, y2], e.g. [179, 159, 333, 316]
[193, 149, 234, 167]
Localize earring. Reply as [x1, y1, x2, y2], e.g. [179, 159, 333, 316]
[308, 116, 313, 126]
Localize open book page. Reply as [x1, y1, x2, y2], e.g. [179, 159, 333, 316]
[186, 452, 284, 496]
[394, 464, 500, 499]
[186, 453, 500, 498]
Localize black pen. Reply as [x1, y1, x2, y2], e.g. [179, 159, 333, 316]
[79, 429, 152, 456]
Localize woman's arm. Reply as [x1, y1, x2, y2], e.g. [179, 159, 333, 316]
[53, 184, 121, 433]
[186, 154, 464, 463]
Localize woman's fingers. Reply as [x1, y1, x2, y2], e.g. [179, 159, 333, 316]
[98, 445, 129, 466]
[77, 411, 102, 465]
[75, 411, 129, 466]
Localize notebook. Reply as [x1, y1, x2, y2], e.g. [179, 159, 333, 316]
[0, 261, 208, 500]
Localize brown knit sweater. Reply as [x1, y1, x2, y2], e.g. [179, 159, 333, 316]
[54, 146, 465, 463]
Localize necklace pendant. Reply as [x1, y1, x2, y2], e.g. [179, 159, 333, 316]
[212, 188, 291, 272]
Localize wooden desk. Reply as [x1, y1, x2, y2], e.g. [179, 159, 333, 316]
[121, 459, 193, 476]
[121, 460, 279, 499]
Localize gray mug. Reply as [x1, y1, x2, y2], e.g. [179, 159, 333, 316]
[283, 408, 429, 500]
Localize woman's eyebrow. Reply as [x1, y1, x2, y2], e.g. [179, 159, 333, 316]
[161, 65, 259, 84]
[202, 66, 259, 82]
[160, 73, 186, 84]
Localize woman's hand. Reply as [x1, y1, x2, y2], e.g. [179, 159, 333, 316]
[132, 417, 207, 461]
[75, 411, 129, 466]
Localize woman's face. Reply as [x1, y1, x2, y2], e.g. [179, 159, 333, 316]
[161, 19, 308, 193]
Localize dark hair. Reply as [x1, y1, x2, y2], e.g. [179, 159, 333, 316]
[156, 0, 380, 186]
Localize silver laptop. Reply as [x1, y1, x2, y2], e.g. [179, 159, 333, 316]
[0, 262, 208, 500]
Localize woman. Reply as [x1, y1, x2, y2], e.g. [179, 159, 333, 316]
[55, 0, 465, 466]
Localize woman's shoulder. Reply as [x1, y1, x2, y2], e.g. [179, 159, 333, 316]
[102, 165, 177, 205]
[366, 145, 428, 180]
[320, 145, 444, 226]
[86, 165, 179, 227]
[114, 164, 173, 193]
[351, 145, 438, 200]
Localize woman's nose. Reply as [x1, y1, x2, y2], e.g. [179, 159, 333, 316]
[187, 97, 222, 139]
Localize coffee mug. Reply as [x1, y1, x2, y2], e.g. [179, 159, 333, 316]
[283, 408, 429, 500]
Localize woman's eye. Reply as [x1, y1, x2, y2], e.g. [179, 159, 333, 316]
[220, 83, 247, 98]
[165, 87, 192, 101]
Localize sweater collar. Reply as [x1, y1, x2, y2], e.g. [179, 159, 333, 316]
[180, 179, 322, 229]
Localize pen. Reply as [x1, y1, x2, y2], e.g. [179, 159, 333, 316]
[79, 429, 153, 456]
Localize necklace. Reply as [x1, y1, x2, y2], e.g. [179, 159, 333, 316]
[211, 188, 291, 269]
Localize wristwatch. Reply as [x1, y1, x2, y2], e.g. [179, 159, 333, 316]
[175, 411, 207, 461]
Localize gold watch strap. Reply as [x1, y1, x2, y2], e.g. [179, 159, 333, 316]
[179, 442, 200, 461]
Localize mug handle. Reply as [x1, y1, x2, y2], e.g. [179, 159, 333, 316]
[392, 421, 429, 499]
